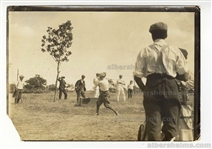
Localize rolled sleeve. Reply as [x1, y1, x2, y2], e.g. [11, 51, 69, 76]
[133, 49, 146, 78]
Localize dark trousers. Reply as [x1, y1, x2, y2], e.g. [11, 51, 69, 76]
[128, 89, 133, 98]
[76, 89, 85, 105]
[96, 90, 117, 115]
[59, 89, 67, 99]
[143, 74, 181, 141]
[15, 89, 22, 103]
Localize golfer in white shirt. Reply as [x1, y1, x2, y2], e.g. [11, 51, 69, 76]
[95, 72, 118, 116]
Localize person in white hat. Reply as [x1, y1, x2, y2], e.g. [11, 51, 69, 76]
[134, 22, 189, 141]
[14, 75, 25, 103]
[93, 73, 100, 98]
[94, 72, 118, 116]
[116, 75, 126, 101]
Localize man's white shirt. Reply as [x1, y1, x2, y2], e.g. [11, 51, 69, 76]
[133, 39, 188, 79]
[16, 79, 24, 89]
[95, 78, 110, 91]
[116, 79, 125, 90]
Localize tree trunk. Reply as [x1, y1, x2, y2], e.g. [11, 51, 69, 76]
[53, 61, 60, 102]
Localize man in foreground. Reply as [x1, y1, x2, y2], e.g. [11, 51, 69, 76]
[134, 22, 188, 141]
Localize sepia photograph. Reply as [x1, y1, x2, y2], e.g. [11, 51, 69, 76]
[6, 5, 200, 142]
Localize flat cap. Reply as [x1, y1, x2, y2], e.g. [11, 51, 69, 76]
[19, 75, 24, 78]
[82, 75, 85, 78]
[61, 76, 65, 79]
[149, 22, 168, 33]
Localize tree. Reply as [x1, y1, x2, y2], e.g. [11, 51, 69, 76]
[10, 83, 16, 93]
[66, 83, 75, 91]
[25, 75, 47, 93]
[47, 84, 57, 91]
[41, 20, 73, 102]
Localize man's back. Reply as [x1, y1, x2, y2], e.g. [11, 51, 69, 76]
[134, 22, 189, 141]
[58, 79, 66, 90]
[134, 39, 188, 79]
[75, 79, 85, 90]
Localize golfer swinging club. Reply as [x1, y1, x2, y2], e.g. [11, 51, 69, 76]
[95, 72, 118, 116]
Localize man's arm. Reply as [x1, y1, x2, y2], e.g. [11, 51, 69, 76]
[134, 76, 145, 91]
[84, 81, 86, 91]
[176, 48, 189, 82]
[75, 80, 80, 90]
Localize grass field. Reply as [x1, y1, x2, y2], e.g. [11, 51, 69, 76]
[8, 90, 194, 141]
[8, 91, 145, 141]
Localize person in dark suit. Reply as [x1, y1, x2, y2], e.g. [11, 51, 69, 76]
[75, 75, 86, 106]
[127, 80, 134, 98]
[58, 76, 67, 100]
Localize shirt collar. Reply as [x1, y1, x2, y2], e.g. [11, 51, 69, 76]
[153, 39, 167, 46]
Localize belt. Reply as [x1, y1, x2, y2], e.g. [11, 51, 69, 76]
[146, 73, 174, 87]
[147, 73, 174, 80]
[100, 90, 109, 93]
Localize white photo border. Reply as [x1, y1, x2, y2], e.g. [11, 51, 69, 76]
[1, 1, 211, 149]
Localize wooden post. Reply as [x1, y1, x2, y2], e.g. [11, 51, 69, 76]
[17, 69, 19, 81]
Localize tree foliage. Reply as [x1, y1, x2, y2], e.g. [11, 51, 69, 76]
[47, 84, 57, 91]
[41, 20, 73, 62]
[41, 20, 73, 101]
[25, 75, 47, 90]
[66, 83, 75, 91]
[10, 83, 16, 93]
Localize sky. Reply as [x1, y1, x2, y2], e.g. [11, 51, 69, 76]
[8, 11, 195, 90]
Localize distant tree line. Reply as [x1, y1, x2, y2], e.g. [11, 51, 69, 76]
[9, 75, 74, 94]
